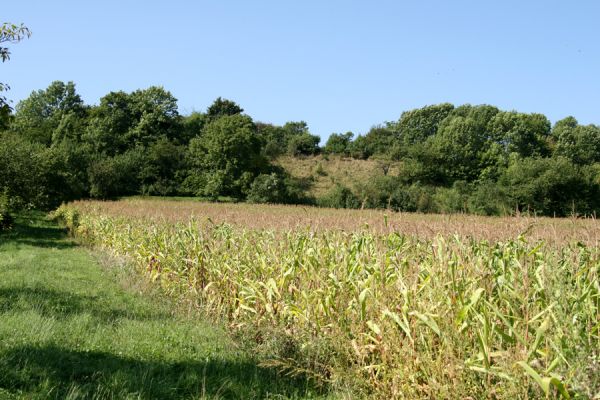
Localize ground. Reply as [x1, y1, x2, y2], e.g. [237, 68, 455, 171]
[0, 212, 326, 400]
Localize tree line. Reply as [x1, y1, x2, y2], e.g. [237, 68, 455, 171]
[1, 80, 599, 218]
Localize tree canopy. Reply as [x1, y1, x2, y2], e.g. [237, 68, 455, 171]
[1, 78, 599, 217]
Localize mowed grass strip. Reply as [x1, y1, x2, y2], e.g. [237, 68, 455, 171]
[0, 212, 327, 400]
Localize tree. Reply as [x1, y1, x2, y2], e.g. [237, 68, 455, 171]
[247, 173, 288, 204]
[389, 103, 454, 145]
[428, 116, 487, 182]
[323, 132, 353, 155]
[85, 86, 181, 155]
[487, 111, 551, 157]
[287, 133, 320, 156]
[12, 81, 87, 145]
[88, 149, 145, 199]
[206, 97, 243, 121]
[317, 184, 360, 209]
[0, 132, 47, 208]
[138, 137, 186, 195]
[499, 156, 599, 216]
[552, 117, 600, 165]
[256, 122, 287, 157]
[184, 114, 266, 198]
[0, 22, 31, 129]
[348, 125, 396, 159]
[181, 111, 208, 144]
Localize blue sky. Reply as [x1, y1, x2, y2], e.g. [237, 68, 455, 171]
[3, 1, 600, 140]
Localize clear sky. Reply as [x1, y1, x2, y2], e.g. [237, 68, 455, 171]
[3, 0, 600, 140]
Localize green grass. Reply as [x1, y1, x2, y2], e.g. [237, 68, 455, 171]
[0, 212, 327, 399]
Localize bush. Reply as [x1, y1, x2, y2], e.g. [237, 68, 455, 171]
[317, 184, 360, 209]
[433, 181, 471, 214]
[390, 184, 437, 212]
[499, 156, 600, 216]
[287, 133, 320, 156]
[247, 173, 289, 204]
[0, 193, 14, 232]
[88, 150, 144, 199]
[247, 173, 312, 205]
[467, 182, 510, 216]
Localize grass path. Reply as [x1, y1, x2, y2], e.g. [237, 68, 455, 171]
[0, 213, 325, 400]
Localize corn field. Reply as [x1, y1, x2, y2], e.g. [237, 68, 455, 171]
[53, 201, 599, 399]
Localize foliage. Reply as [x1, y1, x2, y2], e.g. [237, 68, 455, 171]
[348, 126, 396, 160]
[12, 81, 87, 145]
[206, 97, 244, 121]
[287, 132, 321, 156]
[499, 156, 599, 216]
[184, 114, 266, 198]
[487, 111, 551, 157]
[317, 184, 360, 209]
[0, 22, 31, 117]
[138, 137, 186, 196]
[552, 117, 600, 165]
[84, 86, 180, 155]
[1, 75, 599, 217]
[427, 116, 487, 182]
[323, 131, 353, 155]
[88, 150, 145, 199]
[247, 173, 289, 204]
[0, 192, 13, 231]
[0, 132, 54, 208]
[389, 103, 454, 145]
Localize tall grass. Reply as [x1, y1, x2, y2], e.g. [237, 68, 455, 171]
[53, 202, 599, 399]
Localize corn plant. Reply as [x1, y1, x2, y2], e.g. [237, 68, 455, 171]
[52, 202, 600, 399]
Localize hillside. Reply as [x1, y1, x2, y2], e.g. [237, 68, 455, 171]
[274, 155, 402, 199]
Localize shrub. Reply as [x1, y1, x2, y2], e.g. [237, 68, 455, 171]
[0, 193, 14, 231]
[247, 173, 288, 204]
[287, 133, 320, 156]
[317, 184, 360, 209]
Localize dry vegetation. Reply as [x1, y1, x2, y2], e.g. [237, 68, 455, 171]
[53, 200, 600, 399]
[75, 198, 600, 246]
[275, 155, 402, 199]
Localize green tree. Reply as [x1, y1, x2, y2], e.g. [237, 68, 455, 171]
[88, 150, 145, 199]
[348, 126, 396, 159]
[256, 122, 287, 157]
[389, 103, 454, 145]
[184, 114, 266, 198]
[85, 87, 180, 155]
[487, 111, 551, 157]
[247, 173, 289, 204]
[552, 117, 600, 165]
[323, 132, 353, 155]
[138, 137, 186, 195]
[12, 81, 87, 145]
[206, 97, 244, 121]
[317, 184, 360, 209]
[0, 22, 31, 127]
[499, 156, 598, 216]
[287, 132, 320, 156]
[0, 131, 82, 208]
[181, 111, 208, 144]
[428, 116, 487, 182]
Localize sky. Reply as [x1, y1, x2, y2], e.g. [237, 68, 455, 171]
[3, 0, 600, 140]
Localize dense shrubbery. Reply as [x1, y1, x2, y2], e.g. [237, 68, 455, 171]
[0, 192, 14, 231]
[1, 80, 599, 216]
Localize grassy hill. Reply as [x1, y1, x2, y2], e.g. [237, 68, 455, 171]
[274, 155, 402, 199]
